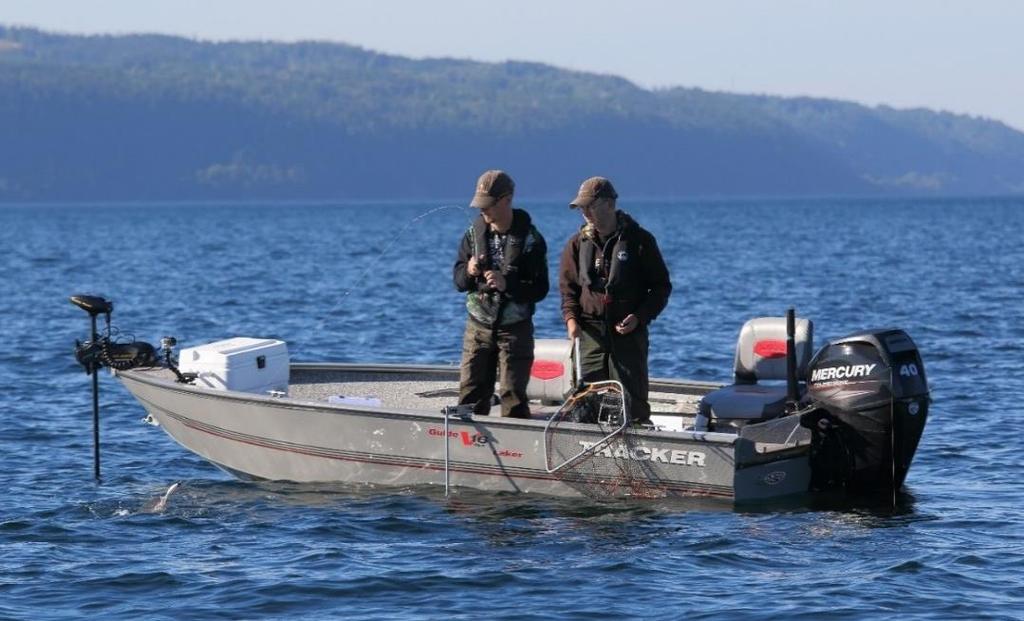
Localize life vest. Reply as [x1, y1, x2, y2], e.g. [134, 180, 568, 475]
[466, 209, 537, 326]
[578, 217, 633, 301]
[470, 209, 531, 278]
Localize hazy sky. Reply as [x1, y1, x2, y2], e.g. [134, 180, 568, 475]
[4, 0, 1022, 130]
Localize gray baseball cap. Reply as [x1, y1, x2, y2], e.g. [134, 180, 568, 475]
[570, 176, 618, 209]
[470, 170, 515, 208]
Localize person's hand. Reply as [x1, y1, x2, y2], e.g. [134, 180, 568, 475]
[615, 314, 639, 335]
[566, 318, 580, 340]
[484, 270, 506, 292]
[468, 255, 482, 277]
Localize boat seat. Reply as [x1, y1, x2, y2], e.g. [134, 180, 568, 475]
[527, 339, 576, 404]
[699, 316, 813, 424]
[700, 384, 791, 422]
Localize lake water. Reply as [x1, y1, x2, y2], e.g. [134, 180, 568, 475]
[1, 197, 1023, 620]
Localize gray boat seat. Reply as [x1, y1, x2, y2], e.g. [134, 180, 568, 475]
[527, 339, 576, 404]
[699, 317, 813, 424]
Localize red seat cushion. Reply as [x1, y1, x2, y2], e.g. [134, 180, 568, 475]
[531, 360, 564, 380]
[753, 340, 787, 359]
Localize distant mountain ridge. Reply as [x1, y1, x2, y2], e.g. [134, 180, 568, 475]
[1, 26, 1022, 200]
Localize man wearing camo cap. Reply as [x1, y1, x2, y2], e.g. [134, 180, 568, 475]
[559, 176, 672, 424]
[453, 170, 549, 418]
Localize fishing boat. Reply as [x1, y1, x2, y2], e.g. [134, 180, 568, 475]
[70, 295, 930, 503]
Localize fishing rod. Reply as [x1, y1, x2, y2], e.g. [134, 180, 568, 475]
[310, 203, 475, 335]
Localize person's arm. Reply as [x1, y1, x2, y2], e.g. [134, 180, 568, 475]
[635, 231, 672, 326]
[559, 236, 583, 336]
[453, 230, 489, 293]
[504, 227, 548, 304]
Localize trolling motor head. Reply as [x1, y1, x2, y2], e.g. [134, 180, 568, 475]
[71, 294, 111, 376]
[70, 295, 158, 374]
[70, 294, 113, 318]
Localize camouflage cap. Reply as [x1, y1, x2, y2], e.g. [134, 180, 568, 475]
[470, 170, 515, 208]
[570, 176, 618, 209]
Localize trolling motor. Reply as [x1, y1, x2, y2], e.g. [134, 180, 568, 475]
[70, 295, 185, 480]
[71, 295, 159, 372]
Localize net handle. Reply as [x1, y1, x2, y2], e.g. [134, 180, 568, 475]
[573, 336, 582, 389]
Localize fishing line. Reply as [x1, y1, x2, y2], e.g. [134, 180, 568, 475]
[310, 204, 475, 335]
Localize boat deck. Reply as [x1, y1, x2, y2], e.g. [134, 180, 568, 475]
[129, 363, 714, 430]
[287, 364, 710, 429]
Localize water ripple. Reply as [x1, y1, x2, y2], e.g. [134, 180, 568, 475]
[1, 198, 1023, 620]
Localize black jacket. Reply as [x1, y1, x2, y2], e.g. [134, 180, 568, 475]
[559, 211, 671, 327]
[454, 208, 549, 325]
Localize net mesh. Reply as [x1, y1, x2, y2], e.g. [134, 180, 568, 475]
[544, 382, 668, 499]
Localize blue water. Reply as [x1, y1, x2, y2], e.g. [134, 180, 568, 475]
[2, 197, 1023, 620]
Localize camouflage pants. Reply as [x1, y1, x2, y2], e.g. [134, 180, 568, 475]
[577, 320, 651, 423]
[458, 318, 534, 418]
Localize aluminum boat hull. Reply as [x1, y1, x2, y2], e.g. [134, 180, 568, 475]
[118, 363, 813, 502]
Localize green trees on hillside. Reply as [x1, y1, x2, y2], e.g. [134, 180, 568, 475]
[1, 26, 1021, 199]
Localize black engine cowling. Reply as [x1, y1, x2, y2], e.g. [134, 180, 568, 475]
[802, 329, 929, 492]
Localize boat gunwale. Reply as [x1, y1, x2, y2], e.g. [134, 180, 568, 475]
[117, 363, 737, 444]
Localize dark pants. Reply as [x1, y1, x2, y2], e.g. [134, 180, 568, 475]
[578, 320, 651, 423]
[458, 318, 534, 418]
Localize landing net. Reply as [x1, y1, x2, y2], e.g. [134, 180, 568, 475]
[543, 381, 666, 499]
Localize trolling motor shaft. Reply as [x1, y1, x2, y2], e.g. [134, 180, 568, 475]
[70, 295, 161, 481]
[70, 294, 111, 481]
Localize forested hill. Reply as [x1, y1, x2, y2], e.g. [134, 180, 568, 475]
[2, 26, 1023, 201]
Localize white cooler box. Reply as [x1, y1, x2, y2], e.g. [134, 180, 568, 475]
[178, 337, 290, 395]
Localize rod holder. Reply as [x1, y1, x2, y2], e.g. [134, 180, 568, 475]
[786, 307, 799, 409]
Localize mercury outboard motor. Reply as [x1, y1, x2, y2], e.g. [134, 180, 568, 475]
[801, 329, 929, 494]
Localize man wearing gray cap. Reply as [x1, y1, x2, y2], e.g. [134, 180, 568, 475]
[559, 176, 672, 424]
[453, 170, 549, 418]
